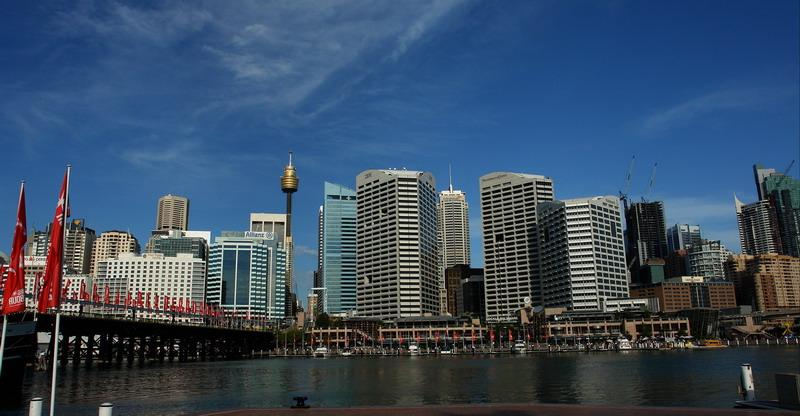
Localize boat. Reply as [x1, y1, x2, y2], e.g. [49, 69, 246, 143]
[313, 346, 330, 358]
[408, 342, 421, 356]
[513, 342, 527, 354]
[340, 348, 354, 356]
[439, 347, 452, 355]
[616, 338, 632, 350]
[700, 339, 728, 348]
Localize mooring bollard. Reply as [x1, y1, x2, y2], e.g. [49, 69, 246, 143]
[29, 397, 43, 416]
[98, 402, 113, 416]
[739, 363, 756, 401]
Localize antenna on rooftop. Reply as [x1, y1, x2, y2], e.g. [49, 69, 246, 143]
[448, 164, 453, 192]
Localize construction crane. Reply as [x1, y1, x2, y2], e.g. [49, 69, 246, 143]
[774, 160, 796, 188]
[642, 163, 657, 202]
[619, 156, 635, 212]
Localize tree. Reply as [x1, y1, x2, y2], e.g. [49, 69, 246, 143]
[315, 313, 331, 328]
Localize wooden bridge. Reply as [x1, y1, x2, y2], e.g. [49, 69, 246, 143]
[34, 313, 275, 367]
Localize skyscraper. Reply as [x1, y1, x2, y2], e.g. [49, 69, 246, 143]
[64, 219, 96, 274]
[318, 182, 357, 316]
[666, 224, 702, 252]
[479, 172, 554, 321]
[356, 169, 439, 319]
[685, 240, 732, 282]
[90, 230, 141, 275]
[148, 230, 209, 261]
[156, 195, 190, 231]
[539, 196, 629, 310]
[763, 170, 800, 257]
[207, 231, 287, 323]
[735, 196, 781, 255]
[625, 201, 668, 284]
[437, 177, 470, 314]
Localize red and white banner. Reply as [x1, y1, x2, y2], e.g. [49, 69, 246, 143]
[2, 183, 27, 315]
[37, 169, 69, 313]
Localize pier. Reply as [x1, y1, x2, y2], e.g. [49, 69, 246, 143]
[34, 313, 274, 367]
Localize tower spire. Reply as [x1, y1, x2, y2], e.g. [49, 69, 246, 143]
[448, 164, 453, 192]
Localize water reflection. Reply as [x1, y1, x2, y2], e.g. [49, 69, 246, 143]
[6, 347, 795, 415]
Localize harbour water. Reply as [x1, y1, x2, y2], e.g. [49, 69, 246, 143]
[5, 345, 798, 415]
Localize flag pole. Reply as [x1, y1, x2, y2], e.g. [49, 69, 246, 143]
[49, 165, 70, 416]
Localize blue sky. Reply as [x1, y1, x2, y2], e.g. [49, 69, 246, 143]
[1, 1, 798, 300]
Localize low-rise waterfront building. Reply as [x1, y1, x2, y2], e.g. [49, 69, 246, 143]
[629, 277, 737, 312]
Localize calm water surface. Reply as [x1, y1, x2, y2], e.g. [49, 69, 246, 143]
[5, 346, 798, 415]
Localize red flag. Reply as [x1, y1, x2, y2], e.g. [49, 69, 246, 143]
[163, 295, 169, 311]
[79, 281, 88, 301]
[490, 330, 495, 342]
[61, 279, 71, 299]
[471, 330, 476, 342]
[146, 293, 151, 309]
[179, 298, 184, 312]
[453, 331, 458, 343]
[92, 284, 100, 302]
[37, 169, 69, 312]
[380, 333, 384, 343]
[154, 294, 160, 310]
[417, 332, 421, 343]
[508, 329, 513, 342]
[399, 333, 403, 343]
[2, 183, 27, 315]
[436, 331, 439, 343]
[114, 288, 120, 305]
[103, 285, 110, 304]
[136, 291, 142, 308]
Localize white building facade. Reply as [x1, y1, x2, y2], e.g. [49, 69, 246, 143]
[479, 172, 554, 321]
[356, 169, 439, 319]
[538, 196, 629, 311]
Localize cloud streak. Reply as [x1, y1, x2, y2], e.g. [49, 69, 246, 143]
[638, 86, 795, 136]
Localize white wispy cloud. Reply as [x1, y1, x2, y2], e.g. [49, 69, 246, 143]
[662, 196, 735, 225]
[638, 86, 795, 136]
[294, 245, 317, 257]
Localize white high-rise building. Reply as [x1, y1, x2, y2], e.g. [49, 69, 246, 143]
[91, 230, 141, 275]
[735, 196, 780, 255]
[437, 181, 470, 314]
[94, 252, 206, 322]
[356, 169, 439, 319]
[686, 240, 732, 282]
[538, 196, 629, 310]
[479, 172, 554, 321]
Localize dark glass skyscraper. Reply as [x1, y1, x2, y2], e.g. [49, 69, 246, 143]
[625, 201, 668, 284]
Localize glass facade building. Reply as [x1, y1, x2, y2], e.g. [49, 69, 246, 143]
[207, 232, 286, 323]
[319, 182, 357, 315]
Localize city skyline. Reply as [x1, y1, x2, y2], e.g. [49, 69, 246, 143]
[1, 2, 798, 301]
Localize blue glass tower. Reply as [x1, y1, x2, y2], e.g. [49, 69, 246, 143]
[207, 231, 286, 323]
[319, 182, 357, 315]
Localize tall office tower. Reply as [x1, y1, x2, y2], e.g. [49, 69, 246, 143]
[443, 265, 482, 316]
[762, 170, 800, 257]
[686, 240, 732, 282]
[356, 169, 439, 319]
[735, 197, 781, 255]
[90, 230, 141, 275]
[625, 201, 668, 284]
[63, 219, 96, 274]
[148, 230, 209, 261]
[207, 231, 287, 323]
[318, 182, 357, 316]
[156, 195, 190, 231]
[437, 179, 470, 314]
[438, 182, 471, 268]
[26, 228, 49, 256]
[479, 172, 554, 321]
[666, 224, 702, 252]
[539, 196, 629, 310]
[725, 254, 800, 311]
[753, 164, 777, 200]
[94, 252, 206, 322]
[280, 153, 299, 304]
